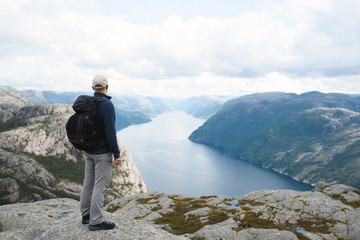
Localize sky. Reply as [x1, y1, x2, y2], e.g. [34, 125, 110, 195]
[0, 0, 360, 98]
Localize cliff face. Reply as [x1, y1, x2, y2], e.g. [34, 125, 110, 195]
[189, 92, 360, 188]
[0, 88, 33, 124]
[0, 183, 359, 240]
[0, 88, 147, 205]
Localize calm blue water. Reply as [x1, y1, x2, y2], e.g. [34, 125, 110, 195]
[118, 111, 313, 197]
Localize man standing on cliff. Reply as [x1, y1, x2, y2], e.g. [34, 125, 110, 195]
[80, 75, 121, 231]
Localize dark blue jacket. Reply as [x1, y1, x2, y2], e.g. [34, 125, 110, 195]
[85, 92, 120, 159]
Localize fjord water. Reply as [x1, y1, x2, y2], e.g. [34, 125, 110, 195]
[118, 111, 313, 197]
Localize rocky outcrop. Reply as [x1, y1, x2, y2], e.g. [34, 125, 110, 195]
[0, 88, 32, 109]
[0, 88, 32, 124]
[0, 92, 147, 205]
[0, 183, 358, 240]
[0, 105, 77, 161]
[105, 183, 360, 240]
[0, 198, 185, 240]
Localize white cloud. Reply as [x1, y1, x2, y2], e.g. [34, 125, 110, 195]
[0, 0, 359, 97]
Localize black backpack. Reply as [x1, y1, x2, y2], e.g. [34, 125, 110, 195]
[66, 95, 108, 150]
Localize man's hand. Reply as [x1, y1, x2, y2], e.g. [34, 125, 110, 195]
[113, 157, 121, 165]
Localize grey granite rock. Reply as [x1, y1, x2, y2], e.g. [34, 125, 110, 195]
[104, 184, 360, 240]
[0, 149, 56, 187]
[0, 184, 359, 240]
[0, 178, 19, 202]
[0, 198, 186, 240]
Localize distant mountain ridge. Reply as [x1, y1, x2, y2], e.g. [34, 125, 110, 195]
[0, 87, 173, 130]
[172, 95, 231, 119]
[1, 86, 230, 130]
[189, 91, 360, 188]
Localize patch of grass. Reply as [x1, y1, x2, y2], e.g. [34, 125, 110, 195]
[1, 147, 16, 153]
[28, 123, 45, 133]
[241, 206, 252, 211]
[155, 212, 202, 234]
[224, 208, 239, 215]
[296, 218, 333, 235]
[151, 204, 162, 212]
[135, 212, 151, 220]
[200, 195, 217, 199]
[19, 151, 85, 184]
[233, 208, 340, 240]
[108, 181, 123, 197]
[238, 199, 265, 206]
[320, 188, 360, 209]
[207, 210, 229, 224]
[154, 197, 229, 235]
[293, 231, 313, 240]
[0, 197, 11, 205]
[106, 199, 133, 213]
[137, 198, 154, 204]
[106, 204, 121, 213]
[233, 211, 312, 240]
[0, 117, 24, 132]
[234, 211, 278, 229]
[17, 181, 51, 201]
[329, 193, 360, 208]
[0, 172, 77, 205]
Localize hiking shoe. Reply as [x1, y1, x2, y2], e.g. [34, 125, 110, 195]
[82, 215, 90, 224]
[89, 221, 115, 231]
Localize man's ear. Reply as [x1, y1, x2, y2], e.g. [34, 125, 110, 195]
[92, 86, 95, 90]
[106, 85, 109, 90]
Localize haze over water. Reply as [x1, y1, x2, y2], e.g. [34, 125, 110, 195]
[118, 111, 313, 197]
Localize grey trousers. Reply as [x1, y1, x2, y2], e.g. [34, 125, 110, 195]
[80, 152, 113, 225]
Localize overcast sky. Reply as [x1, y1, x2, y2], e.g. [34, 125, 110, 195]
[0, 0, 359, 97]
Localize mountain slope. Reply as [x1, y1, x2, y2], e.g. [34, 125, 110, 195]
[189, 92, 360, 188]
[172, 95, 230, 119]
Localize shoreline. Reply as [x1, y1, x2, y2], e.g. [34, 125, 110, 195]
[188, 138, 316, 189]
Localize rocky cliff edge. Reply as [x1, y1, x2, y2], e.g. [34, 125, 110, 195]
[0, 97, 147, 204]
[0, 182, 359, 240]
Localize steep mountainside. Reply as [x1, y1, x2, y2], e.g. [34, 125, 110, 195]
[1, 183, 359, 239]
[189, 92, 360, 188]
[0, 89, 147, 205]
